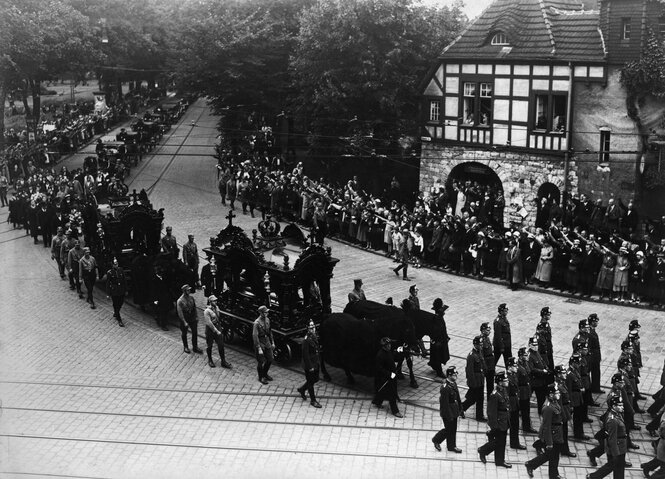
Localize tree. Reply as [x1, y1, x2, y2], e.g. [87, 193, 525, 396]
[168, 0, 312, 117]
[0, 0, 100, 143]
[289, 0, 466, 151]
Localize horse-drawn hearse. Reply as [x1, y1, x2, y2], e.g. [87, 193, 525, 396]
[203, 213, 339, 362]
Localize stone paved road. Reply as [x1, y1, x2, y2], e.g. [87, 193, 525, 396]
[0, 99, 662, 479]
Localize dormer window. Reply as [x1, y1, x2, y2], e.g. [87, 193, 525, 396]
[491, 32, 509, 45]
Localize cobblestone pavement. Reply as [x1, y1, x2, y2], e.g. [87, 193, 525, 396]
[0, 100, 662, 479]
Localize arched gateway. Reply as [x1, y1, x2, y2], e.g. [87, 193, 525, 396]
[445, 161, 504, 227]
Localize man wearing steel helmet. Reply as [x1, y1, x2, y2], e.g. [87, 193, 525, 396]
[462, 335, 486, 422]
[586, 395, 627, 479]
[432, 366, 463, 453]
[478, 371, 512, 468]
[525, 384, 564, 478]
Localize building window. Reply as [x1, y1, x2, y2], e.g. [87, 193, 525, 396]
[491, 32, 508, 45]
[532, 92, 567, 132]
[462, 81, 492, 126]
[599, 128, 611, 164]
[622, 18, 631, 40]
[429, 100, 440, 122]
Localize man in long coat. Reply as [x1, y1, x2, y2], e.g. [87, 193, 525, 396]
[372, 337, 402, 418]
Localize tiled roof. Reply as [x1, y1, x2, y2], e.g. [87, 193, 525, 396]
[441, 0, 606, 63]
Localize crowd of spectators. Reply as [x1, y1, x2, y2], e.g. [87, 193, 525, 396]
[215, 143, 665, 309]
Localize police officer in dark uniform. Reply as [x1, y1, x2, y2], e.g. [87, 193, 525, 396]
[525, 384, 564, 478]
[493, 303, 512, 367]
[480, 322, 495, 397]
[506, 357, 526, 450]
[572, 319, 590, 353]
[586, 394, 627, 479]
[462, 335, 486, 421]
[528, 336, 550, 414]
[517, 346, 536, 433]
[587, 376, 628, 467]
[537, 306, 554, 368]
[106, 258, 127, 327]
[372, 337, 403, 418]
[554, 364, 577, 457]
[478, 371, 512, 468]
[432, 365, 463, 453]
[587, 313, 603, 394]
[569, 352, 589, 440]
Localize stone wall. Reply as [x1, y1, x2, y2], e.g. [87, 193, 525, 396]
[420, 143, 578, 229]
[572, 67, 642, 205]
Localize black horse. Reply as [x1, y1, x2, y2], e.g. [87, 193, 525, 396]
[339, 300, 422, 387]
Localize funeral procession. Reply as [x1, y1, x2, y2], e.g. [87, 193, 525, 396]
[2, 0, 665, 478]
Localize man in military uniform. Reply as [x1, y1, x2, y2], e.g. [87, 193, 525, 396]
[203, 295, 232, 369]
[50, 227, 66, 279]
[60, 230, 77, 288]
[569, 352, 589, 440]
[525, 384, 564, 478]
[627, 320, 646, 404]
[572, 319, 591, 354]
[517, 347, 536, 433]
[372, 337, 402, 418]
[151, 267, 171, 331]
[555, 364, 577, 457]
[177, 284, 202, 355]
[478, 371, 512, 468]
[587, 313, 603, 394]
[253, 305, 275, 385]
[297, 320, 322, 408]
[182, 234, 200, 288]
[106, 258, 127, 327]
[347, 279, 366, 303]
[506, 357, 526, 450]
[587, 376, 628, 467]
[432, 365, 463, 453]
[480, 322, 495, 397]
[528, 336, 551, 414]
[586, 395, 627, 479]
[493, 303, 512, 367]
[67, 239, 85, 298]
[537, 307, 554, 370]
[161, 225, 178, 256]
[462, 335, 486, 422]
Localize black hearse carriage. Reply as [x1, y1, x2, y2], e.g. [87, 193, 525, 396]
[88, 189, 164, 285]
[203, 213, 339, 362]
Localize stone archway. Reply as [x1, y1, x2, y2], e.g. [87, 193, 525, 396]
[537, 182, 561, 205]
[446, 161, 504, 227]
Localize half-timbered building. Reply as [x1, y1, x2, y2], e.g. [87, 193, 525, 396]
[420, 0, 665, 227]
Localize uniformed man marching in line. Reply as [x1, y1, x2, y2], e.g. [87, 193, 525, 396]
[517, 347, 537, 433]
[586, 394, 627, 479]
[478, 371, 513, 468]
[462, 336, 486, 422]
[297, 320, 322, 409]
[528, 336, 551, 414]
[506, 357, 527, 450]
[554, 364, 577, 458]
[568, 352, 589, 440]
[587, 313, 603, 394]
[537, 306, 554, 369]
[203, 295, 232, 370]
[106, 258, 127, 327]
[432, 365, 463, 453]
[480, 322, 495, 397]
[525, 384, 564, 479]
[493, 303, 512, 367]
